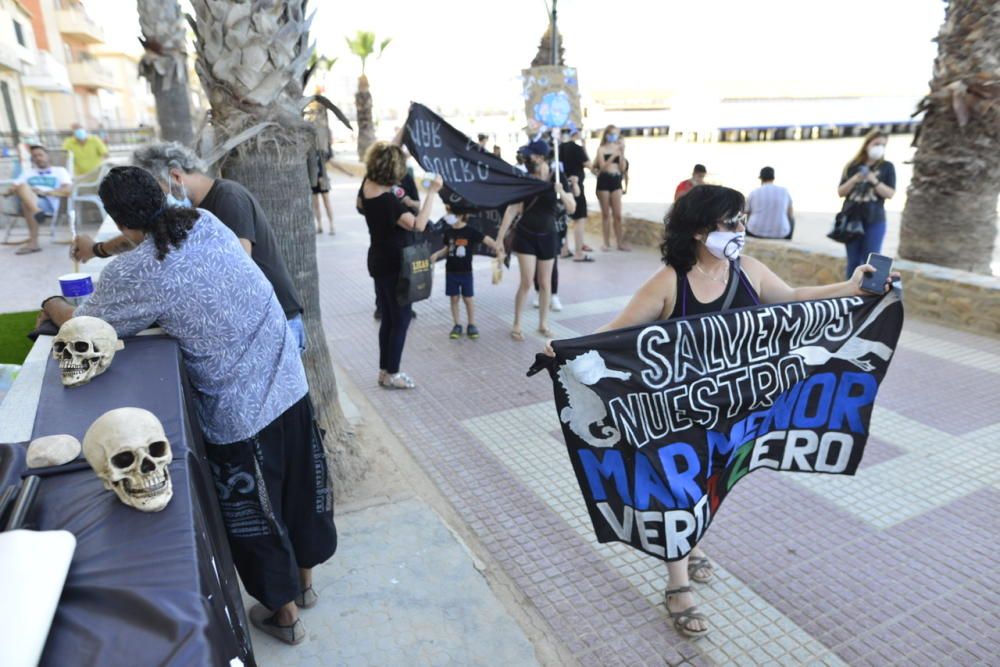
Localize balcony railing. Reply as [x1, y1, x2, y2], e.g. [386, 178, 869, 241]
[22, 51, 73, 93]
[68, 60, 115, 89]
[56, 8, 104, 44]
[0, 43, 19, 72]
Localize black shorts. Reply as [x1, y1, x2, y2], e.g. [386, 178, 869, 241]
[206, 394, 337, 610]
[512, 228, 558, 260]
[571, 191, 588, 220]
[596, 172, 623, 192]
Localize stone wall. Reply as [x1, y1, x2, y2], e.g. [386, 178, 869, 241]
[585, 211, 1000, 338]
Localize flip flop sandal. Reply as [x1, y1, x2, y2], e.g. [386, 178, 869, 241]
[538, 328, 554, 338]
[15, 246, 42, 255]
[688, 556, 715, 583]
[573, 255, 595, 262]
[510, 330, 525, 342]
[581, 244, 595, 252]
[664, 586, 709, 639]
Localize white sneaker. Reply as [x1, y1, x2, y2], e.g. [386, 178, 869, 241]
[532, 294, 540, 308]
[550, 295, 563, 312]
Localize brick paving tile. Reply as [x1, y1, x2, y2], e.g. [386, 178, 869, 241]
[311, 178, 1000, 665]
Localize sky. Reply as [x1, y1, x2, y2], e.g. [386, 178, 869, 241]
[85, 0, 946, 115]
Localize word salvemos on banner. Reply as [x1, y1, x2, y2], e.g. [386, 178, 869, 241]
[529, 290, 903, 561]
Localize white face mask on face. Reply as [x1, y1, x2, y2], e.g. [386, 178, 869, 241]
[443, 213, 459, 227]
[867, 144, 885, 160]
[704, 231, 746, 260]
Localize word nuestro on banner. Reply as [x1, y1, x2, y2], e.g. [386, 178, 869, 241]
[529, 290, 903, 561]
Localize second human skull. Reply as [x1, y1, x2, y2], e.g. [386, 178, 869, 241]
[51, 316, 124, 387]
[82, 408, 173, 512]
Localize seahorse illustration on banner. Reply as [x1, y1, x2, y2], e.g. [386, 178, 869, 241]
[556, 350, 631, 447]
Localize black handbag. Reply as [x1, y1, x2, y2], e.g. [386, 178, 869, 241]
[827, 195, 865, 244]
[396, 235, 433, 305]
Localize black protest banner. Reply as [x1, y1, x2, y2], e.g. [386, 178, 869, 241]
[404, 102, 550, 209]
[528, 290, 904, 561]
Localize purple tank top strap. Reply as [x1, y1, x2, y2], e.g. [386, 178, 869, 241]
[679, 271, 689, 317]
[736, 265, 761, 305]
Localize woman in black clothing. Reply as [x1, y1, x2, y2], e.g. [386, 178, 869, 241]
[497, 140, 577, 341]
[593, 124, 629, 251]
[545, 185, 894, 638]
[358, 140, 442, 388]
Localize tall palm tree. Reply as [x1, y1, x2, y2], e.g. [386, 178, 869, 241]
[188, 0, 366, 492]
[137, 0, 194, 145]
[898, 0, 999, 273]
[345, 31, 390, 160]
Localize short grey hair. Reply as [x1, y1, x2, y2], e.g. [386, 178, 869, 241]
[131, 142, 207, 184]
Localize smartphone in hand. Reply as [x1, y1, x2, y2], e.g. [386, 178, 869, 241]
[861, 253, 893, 294]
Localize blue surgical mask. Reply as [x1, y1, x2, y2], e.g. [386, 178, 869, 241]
[166, 182, 192, 208]
[607, 133, 619, 143]
[74, 128, 88, 141]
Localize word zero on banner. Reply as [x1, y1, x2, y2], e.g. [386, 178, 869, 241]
[529, 289, 904, 562]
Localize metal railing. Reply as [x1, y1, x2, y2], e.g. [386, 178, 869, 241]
[0, 127, 156, 153]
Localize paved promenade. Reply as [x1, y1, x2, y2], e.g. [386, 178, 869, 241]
[4, 174, 998, 665]
[310, 176, 998, 666]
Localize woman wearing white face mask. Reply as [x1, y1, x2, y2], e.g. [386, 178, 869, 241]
[550, 184, 893, 638]
[836, 130, 896, 278]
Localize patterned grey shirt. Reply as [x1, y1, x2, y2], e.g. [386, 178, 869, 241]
[76, 210, 307, 444]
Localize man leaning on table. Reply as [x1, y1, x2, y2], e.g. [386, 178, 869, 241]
[71, 142, 309, 352]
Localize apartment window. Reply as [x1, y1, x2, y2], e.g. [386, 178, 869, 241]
[13, 20, 25, 47]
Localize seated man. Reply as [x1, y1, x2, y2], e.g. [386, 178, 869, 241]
[6, 145, 72, 255]
[62, 123, 109, 179]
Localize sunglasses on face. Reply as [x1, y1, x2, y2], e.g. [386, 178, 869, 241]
[719, 213, 747, 230]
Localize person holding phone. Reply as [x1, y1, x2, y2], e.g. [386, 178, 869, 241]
[542, 185, 896, 638]
[837, 130, 896, 278]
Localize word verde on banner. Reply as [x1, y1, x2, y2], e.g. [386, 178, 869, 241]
[403, 103, 550, 209]
[528, 290, 904, 561]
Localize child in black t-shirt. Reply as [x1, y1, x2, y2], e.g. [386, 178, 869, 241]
[430, 211, 498, 339]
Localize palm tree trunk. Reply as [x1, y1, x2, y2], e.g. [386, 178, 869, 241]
[150, 71, 194, 145]
[355, 75, 375, 160]
[137, 0, 194, 145]
[898, 0, 1000, 273]
[222, 150, 367, 496]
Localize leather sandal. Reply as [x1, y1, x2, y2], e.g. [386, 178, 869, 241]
[687, 556, 715, 583]
[664, 586, 709, 639]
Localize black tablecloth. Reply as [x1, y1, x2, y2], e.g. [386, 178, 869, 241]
[21, 335, 254, 667]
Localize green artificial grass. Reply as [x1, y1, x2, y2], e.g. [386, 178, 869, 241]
[0, 310, 39, 365]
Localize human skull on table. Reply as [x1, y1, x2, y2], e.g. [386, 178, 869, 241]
[51, 316, 124, 387]
[82, 408, 173, 512]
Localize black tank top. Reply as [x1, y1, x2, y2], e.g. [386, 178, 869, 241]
[669, 264, 760, 319]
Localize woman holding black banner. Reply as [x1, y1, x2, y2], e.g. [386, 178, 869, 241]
[497, 140, 577, 341]
[836, 130, 896, 278]
[546, 185, 894, 638]
[359, 140, 442, 389]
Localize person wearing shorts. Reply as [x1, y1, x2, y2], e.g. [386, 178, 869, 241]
[431, 209, 498, 339]
[496, 140, 577, 341]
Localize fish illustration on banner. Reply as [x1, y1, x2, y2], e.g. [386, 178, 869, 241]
[528, 289, 904, 561]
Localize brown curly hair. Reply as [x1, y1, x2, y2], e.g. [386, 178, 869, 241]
[364, 141, 407, 185]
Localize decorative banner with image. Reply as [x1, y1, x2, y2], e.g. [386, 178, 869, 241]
[522, 66, 583, 131]
[528, 290, 904, 561]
